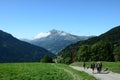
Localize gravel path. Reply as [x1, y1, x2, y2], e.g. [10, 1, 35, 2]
[70, 66, 120, 80]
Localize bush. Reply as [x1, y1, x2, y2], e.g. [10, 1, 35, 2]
[40, 55, 53, 63]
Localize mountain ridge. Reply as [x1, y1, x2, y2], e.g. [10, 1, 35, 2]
[24, 29, 90, 54]
[0, 30, 54, 63]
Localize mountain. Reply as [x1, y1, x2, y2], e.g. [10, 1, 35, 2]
[25, 29, 90, 54]
[57, 26, 120, 64]
[0, 30, 54, 63]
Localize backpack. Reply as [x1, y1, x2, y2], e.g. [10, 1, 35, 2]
[97, 63, 100, 67]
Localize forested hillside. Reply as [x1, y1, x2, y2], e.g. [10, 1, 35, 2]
[57, 26, 120, 64]
[0, 30, 54, 63]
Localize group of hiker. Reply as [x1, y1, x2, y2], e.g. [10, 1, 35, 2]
[83, 61, 102, 73]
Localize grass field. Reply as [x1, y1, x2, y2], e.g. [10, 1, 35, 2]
[0, 63, 96, 80]
[71, 62, 120, 73]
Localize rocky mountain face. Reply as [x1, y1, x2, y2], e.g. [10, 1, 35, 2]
[25, 29, 90, 54]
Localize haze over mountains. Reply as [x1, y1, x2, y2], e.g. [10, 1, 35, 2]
[24, 29, 90, 54]
[0, 30, 54, 63]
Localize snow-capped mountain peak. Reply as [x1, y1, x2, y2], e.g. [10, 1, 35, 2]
[25, 29, 90, 54]
[34, 32, 51, 39]
[50, 29, 67, 36]
[34, 29, 67, 39]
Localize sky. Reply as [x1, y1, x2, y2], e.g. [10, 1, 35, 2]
[0, 0, 120, 39]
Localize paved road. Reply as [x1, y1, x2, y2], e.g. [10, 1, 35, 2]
[71, 66, 120, 80]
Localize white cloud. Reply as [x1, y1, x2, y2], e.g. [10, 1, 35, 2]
[34, 32, 51, 39]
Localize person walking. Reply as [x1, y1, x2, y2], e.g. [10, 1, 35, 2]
[83, 61, 86, 69]
[99, 61, 102, 72]
[96, 61, 101, 73]
[91, 62, 95, 73]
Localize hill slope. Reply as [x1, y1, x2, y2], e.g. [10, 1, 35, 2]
[0, 30, 54, 62]
[25, 29, 90, 54]
[57, 26, 120, 63]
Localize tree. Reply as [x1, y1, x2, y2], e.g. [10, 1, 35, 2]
[77, 45, 91, 61]
[53, 55, 63, 63]
[40, 55, 53, 63]
[91, 40, 114, 61]
[64, 57, 71, 64]
[113, 43, 120, 61]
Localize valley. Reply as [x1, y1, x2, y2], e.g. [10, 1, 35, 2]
[0, 26, 120, 80]
[0, 0, 120, 80]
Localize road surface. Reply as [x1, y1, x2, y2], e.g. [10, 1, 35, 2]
[71, 66, 120, 80]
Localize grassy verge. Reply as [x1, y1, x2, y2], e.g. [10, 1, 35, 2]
[71, 62, 120, 73]
[55, 64, 96, 80]
[0, 63, 96, 80]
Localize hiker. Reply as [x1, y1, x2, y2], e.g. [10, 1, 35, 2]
[96, 61, 102, 73]
[96, 62, 100, 73]
[83, 62, 86, 69]
[91, 62, 95, 73]
[99, 61, 102, 72]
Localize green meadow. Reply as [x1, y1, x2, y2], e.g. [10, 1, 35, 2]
[0, 63, 96, 80]
[71, 62, 120, 73]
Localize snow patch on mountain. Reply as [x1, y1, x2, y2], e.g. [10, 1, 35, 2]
[50, 29, 68, 36]
[34, 32, 51, 39]
[61, 32, 67, 36]
[34, 29, 68, 39]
